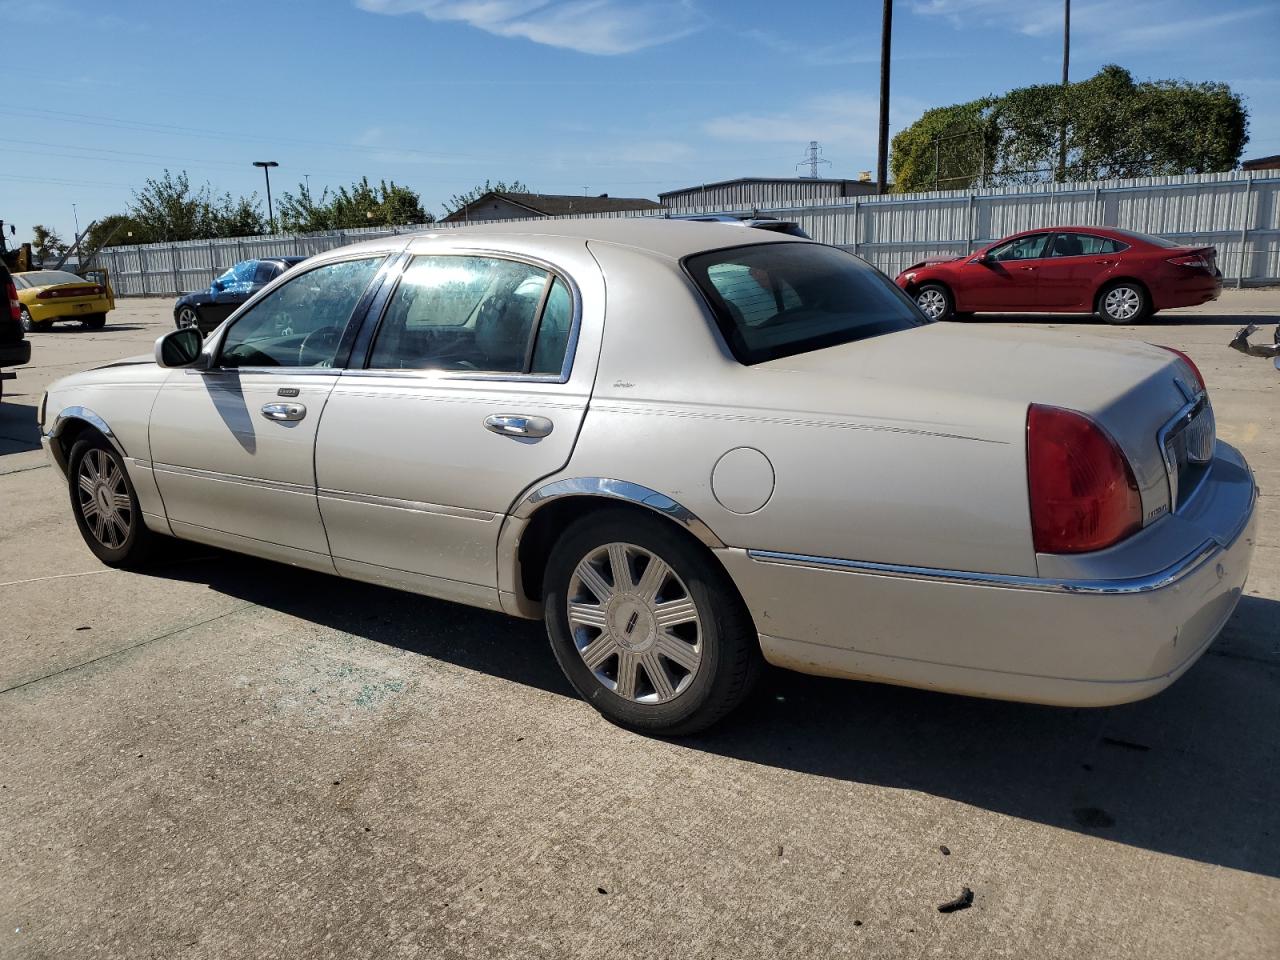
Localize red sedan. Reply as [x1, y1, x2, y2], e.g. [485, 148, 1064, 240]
[895, 227, 1221, 324]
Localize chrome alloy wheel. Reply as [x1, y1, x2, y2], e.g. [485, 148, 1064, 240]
[916, 287, 948, 319]
[177, 307, 198, 329]
[566, 542, 702, 704]
[76, 448, 133, 549]
[1103, 286, 1141, 321]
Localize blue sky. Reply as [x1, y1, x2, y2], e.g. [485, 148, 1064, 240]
[1, 0, 1276, 243]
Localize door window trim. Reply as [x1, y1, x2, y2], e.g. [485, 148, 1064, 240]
[1046, 232, 1131, 259]
[207, 252, 395, 373]
[349, 249, 582, 385]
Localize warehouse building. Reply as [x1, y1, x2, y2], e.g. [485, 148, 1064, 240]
[660, 177, 878, 210]
[443, 191, 661, 223]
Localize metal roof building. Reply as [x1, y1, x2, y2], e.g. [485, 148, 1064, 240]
[659, 177, 879, 210]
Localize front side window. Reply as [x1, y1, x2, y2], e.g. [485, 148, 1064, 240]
[988, 234, 1050, 261]
[253, 261, 283, 284]
[368, 255, 573, 375]
[685, 242, 925, 365]
[219, 256, 383, 368]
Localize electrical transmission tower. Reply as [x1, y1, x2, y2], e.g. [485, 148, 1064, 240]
[796, 140, 832, 179]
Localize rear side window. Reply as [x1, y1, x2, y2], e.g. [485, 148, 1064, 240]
[1050, 234, 1127, 256]
[368, 255, 573, 375]
[685, 243, 925, 365]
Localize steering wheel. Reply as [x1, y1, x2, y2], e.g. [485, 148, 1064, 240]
[298, 325, 343, 367]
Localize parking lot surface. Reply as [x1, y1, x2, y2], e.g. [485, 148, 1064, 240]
[1, 294, 1277, 959]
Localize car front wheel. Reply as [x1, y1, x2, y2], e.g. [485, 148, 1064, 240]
[176, 306, 200, 330]
[68, 435, 155, 567]
[915, 283, 953, 320]
[543, 509, 761, 735]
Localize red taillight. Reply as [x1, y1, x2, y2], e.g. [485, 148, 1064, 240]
[1153, 345, 1205, 394]
[1167, 253, 1209, 270]
[1027, 404, 1142, 554]
[6, 281, 18, 322]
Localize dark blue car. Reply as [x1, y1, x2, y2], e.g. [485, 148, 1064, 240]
[173, 257, 306, 334]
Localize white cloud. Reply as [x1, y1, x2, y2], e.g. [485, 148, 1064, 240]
[911, 0, 1272, 53]
[355, 0, 706, 55]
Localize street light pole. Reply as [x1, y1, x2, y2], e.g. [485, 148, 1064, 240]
[253, 161, 280, 232]
[1058, 0, 1070, 181]
[876, 0, 893, 195]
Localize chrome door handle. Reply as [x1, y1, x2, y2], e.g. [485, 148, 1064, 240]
[261, 402, 306, 422]
[484, 414, 553, 439]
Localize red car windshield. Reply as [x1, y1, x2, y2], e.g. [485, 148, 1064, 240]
[685, 243, 926, 365]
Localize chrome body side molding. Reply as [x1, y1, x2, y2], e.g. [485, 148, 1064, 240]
[514, 477, 726, 549]
[747, 483, 1254, 597]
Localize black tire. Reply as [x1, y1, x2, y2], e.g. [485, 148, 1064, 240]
[176, 306, 200, 331]
[81, 313, 106, 330]
[67, 434, 155, 567]
[543, 508, 762, 736]
[19, 306, 48, 332]
[1096, 281, 1151, 325]
[915, 282, 954, 320]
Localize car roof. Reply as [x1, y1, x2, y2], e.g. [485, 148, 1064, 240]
[323, 217, 808, 262]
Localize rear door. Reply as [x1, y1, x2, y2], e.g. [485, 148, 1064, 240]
[972, 233, 1050, 310]
[314, 241, 599, 594]
[1036, 232, 1124, 309]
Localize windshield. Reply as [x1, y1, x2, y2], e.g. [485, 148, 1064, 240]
[1110, 229, 1182, 249]
[16, 270, 84, 287]
[684, 243, 926, 364]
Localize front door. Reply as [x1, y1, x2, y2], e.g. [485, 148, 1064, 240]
[149, 255, 386, 565]
[967, 232, 1051, 310]
[314, 251, 591, 597]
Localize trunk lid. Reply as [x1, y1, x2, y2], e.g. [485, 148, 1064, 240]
[756, 322, 1204, 524]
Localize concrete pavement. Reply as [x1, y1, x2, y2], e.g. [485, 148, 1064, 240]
[1, 293, 1277, 959]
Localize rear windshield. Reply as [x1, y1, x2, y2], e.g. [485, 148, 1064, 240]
[684, 242, 926, 364]
[1110, 229, 1181, 249]
[15, 270, 84, 287]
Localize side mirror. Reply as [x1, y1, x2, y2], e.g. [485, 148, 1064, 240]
[211, 278, 224, 291]
[972, 252, 992, 264]
[155, 327, 205, 368]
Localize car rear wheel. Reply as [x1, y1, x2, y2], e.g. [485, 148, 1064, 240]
[543, 509, 761, 735]
[915, 283, 953, 320]
[1097, 282, 1150, 324]
[176, 306, 200, 330]
[67, 435, 155, 567]
[81, 313, 106, 330]
[19, 306, 48, 332]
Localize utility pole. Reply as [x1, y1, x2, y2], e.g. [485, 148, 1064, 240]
[1058, 0, 1070, 181]
[796, 141, 832, 179]
[876, 0, 893, 194]
[253, 160, 280, 232]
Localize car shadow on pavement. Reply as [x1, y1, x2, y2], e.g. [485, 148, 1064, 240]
[28, 324, 149, 334]
[151, 548, 1279, 879]
[0, 401, 42, 454]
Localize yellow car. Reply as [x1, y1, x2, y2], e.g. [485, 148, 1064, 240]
[14, 269, 115, 331]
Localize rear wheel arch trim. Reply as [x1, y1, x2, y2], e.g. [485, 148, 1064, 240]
[513, 478, 726, 550]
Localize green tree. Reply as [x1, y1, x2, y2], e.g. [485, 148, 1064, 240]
[128, 169, 211, 241]
[891, 66, 1249, 192]
[208, 192, 265, 237]
[31, 224, 67, 262]
[84, 213, 149, 249]
[278, 177, 431, 231]
[443, 179, 530, 217]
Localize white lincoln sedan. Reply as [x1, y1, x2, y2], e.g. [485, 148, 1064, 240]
[40, 220, 1256, 733]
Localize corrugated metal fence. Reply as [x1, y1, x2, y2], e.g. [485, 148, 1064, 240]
[94, 170, 1280, 297]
